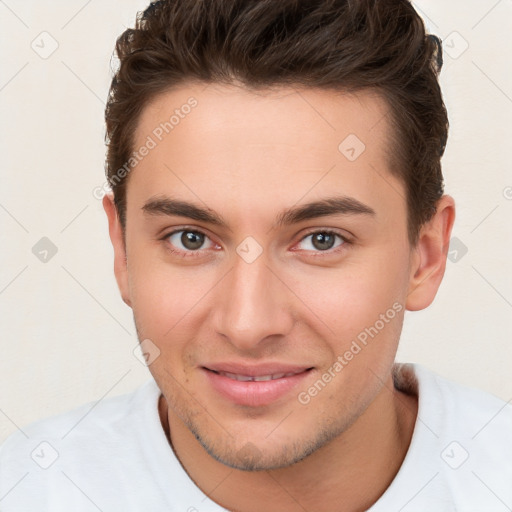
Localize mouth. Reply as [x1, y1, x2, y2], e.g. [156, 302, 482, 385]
[201, 364, 314, 407]
[209, 369, 307, 382]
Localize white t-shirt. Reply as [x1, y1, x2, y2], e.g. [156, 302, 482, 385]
[1, 363, 511, 511]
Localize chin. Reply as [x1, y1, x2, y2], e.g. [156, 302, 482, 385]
[190, 420, 345, 472]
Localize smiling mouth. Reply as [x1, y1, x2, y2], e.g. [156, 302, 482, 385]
[202, 366, 314, 406]
[209, 369, 311, 382]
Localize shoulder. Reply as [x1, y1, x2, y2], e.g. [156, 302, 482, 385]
[0, 379, 160, 507]
[1, 378, 158, 450]
[389, 363, 512, 510]
[410, 363, 512, 438]
[396, 362, 512, 457]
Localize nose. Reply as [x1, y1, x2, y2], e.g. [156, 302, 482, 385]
[211, 250, 295, 352]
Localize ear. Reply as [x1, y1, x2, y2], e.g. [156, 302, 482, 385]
[406, 195, 455, 311]
[103, 192, 132, 308]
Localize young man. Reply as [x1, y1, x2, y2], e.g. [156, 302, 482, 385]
[1, 0, 511, 510]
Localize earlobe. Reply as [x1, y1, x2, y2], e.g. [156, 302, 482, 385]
[406, 195, 456, 311]
[102, 193, 132, 308]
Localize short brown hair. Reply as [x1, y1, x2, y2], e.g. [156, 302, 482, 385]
[105, 0, 448, 245]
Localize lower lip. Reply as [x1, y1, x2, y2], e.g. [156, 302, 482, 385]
[202, 368, 312, 407]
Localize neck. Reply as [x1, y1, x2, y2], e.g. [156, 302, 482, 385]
[158, 373, 418, 512]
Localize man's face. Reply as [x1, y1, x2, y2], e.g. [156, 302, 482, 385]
[114, 83, 419, 470]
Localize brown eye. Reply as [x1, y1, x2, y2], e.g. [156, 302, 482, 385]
[166, 229, 214, 253]
[180, 231, 204, 250]
[296, 231, 346, 252]
[311, 232, 336, 251]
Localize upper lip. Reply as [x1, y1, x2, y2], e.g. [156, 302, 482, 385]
[203, 362, 313, 377]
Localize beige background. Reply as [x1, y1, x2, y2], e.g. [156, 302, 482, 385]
[1, 0, 511, 443]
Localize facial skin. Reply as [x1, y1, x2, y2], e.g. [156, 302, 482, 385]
[103, 82, 455, 511]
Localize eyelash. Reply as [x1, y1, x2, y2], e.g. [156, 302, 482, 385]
[290, 229, 349, 257]
[160, 227, 350, 259]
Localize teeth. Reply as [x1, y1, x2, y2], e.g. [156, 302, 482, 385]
[253, 375, 273, 381]
[223, 372, 253, 381]
[218, 371, 298, 382]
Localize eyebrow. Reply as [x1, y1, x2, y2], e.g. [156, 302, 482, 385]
[275, 196, 375, 226]
[142, 196, 224, 225]
[142, 194, 376, 228]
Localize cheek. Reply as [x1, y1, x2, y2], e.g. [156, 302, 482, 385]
[129, 270, 208, 338]
[287, 253, 408, 349]
[129, 268, 202, 383]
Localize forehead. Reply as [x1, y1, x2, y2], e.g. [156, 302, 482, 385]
[135, 82, 392, 157]
[127, 83, 403, 226]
